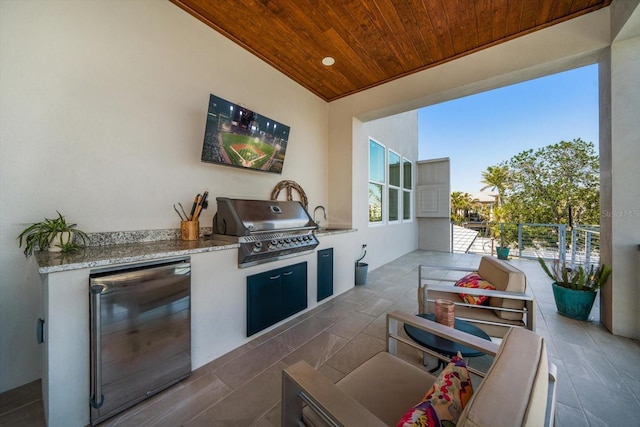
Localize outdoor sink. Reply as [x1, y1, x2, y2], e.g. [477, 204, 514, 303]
[316, 227, 350, 233]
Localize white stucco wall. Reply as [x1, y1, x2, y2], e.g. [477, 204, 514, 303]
[354, 112, 420, 271]
[416, 159, 452, 252]
[0, 0, 331, 393]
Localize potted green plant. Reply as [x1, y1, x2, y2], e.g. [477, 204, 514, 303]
[496, 232, 510, 260]
[537, 257, 612, 321]
[493, 222, 512, 260]
[17, 211, 89, 257]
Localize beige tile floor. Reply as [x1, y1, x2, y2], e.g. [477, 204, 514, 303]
[1, 250, 639, 426]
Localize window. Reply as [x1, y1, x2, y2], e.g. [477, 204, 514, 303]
[403, 158, 413, 220]
[368, 138, 414, 225]
[388, 151, 401, 222]
[369, 139, 385, 223]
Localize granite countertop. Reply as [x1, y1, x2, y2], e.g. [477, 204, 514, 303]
[35, 237, 238, 274]
[35, 227, 356, 274]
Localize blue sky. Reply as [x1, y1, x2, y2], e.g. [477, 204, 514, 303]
[418, 64, 599, 194]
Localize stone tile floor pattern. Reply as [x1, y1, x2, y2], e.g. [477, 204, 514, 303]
[1, 250, 638, 426]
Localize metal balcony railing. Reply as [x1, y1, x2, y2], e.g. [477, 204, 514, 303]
[455, 222, 600, 268]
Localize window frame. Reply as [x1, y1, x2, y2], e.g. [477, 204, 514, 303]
[402, 157, 413, 222]
[388, 149, 401, 223]
[368, 138, 386, 225]
[367, 138, 414, 226]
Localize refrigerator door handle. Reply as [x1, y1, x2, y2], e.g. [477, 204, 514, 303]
[90, 284, 105, 409]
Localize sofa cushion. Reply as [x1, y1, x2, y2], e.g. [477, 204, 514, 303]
[454, 272, 496, 305]
[397, 353, 473, 427]
[457, 328, 548, 427]
[313, 352, 438, 427]
[477, 256, 526, 320]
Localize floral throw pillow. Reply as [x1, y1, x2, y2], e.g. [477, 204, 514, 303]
[454, 272, 496, 305]
[397, 353, 473, 427]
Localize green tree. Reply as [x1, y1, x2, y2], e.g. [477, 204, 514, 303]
[502, 139, 600, 225]
[480, 164, 509, 207]
[451, 191, 477, 222]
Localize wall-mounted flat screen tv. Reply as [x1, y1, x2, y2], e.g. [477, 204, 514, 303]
[201, 94, 290, 174]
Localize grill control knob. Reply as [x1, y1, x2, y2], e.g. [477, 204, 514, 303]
[269, 240, 278, 249]
[253, 241, 263, 252]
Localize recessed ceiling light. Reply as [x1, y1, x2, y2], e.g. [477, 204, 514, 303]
[322, 57, 335, 66]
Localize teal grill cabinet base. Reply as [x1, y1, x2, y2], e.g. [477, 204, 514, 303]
[317, 248, 334, 302]
[551, 282, 598, 321]
[247, 262, 307, 336]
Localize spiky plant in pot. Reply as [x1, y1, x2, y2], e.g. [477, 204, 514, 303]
[537, 257, 612, 320]
[537, 258, 611, 291]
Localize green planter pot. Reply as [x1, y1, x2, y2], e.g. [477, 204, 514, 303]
[496, 247, 510, 260]
[551, 282, 598, 321]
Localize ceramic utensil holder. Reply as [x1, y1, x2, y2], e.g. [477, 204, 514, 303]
[435, 299, 455, 328]
[181, 220, 199, 241]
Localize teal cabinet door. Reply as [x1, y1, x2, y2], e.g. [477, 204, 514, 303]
[247, 270, 283, 336]
[281, 262, 308, 318]
[317, 248, 333, 301]
[247, 262, 307, 336]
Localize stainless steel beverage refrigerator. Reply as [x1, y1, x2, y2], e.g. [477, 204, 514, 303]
[89, 257, 191, 425]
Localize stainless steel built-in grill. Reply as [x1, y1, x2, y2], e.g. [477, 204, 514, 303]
[212, 197, 319, 267]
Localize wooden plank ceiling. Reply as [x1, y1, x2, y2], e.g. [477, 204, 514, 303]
[170, 0, 611, 102]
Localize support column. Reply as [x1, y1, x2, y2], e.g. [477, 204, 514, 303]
[599, 30, 640, 339]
